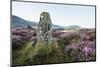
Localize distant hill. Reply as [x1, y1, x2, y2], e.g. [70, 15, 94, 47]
[63, 25, 81, 30]
[11, 15, 37, 28]
[11, 15, 63, 29]
[11, 15, 81, 30]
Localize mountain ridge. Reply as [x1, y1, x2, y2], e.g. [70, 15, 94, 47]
[11, 15, 81, 30]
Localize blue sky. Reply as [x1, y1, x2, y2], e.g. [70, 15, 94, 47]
[12, 1, 95, 28]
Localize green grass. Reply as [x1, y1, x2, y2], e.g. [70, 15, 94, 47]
[13, 42, 34, 65]
[13, 41, 71, 65]
[13, 41, 73, 65]
[30, 42, 64, 64]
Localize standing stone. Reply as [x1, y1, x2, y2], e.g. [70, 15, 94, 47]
[37, 12, 52, 44]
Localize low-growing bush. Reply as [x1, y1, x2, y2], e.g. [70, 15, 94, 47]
[13, 41, 70, 65]
[28, 42, 64, 64]
[58, 33, 80, 50]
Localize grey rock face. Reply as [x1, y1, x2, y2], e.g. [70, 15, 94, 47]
[37, 12, 52, 44]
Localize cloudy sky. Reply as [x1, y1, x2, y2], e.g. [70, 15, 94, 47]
[12, 1, 95, 28]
